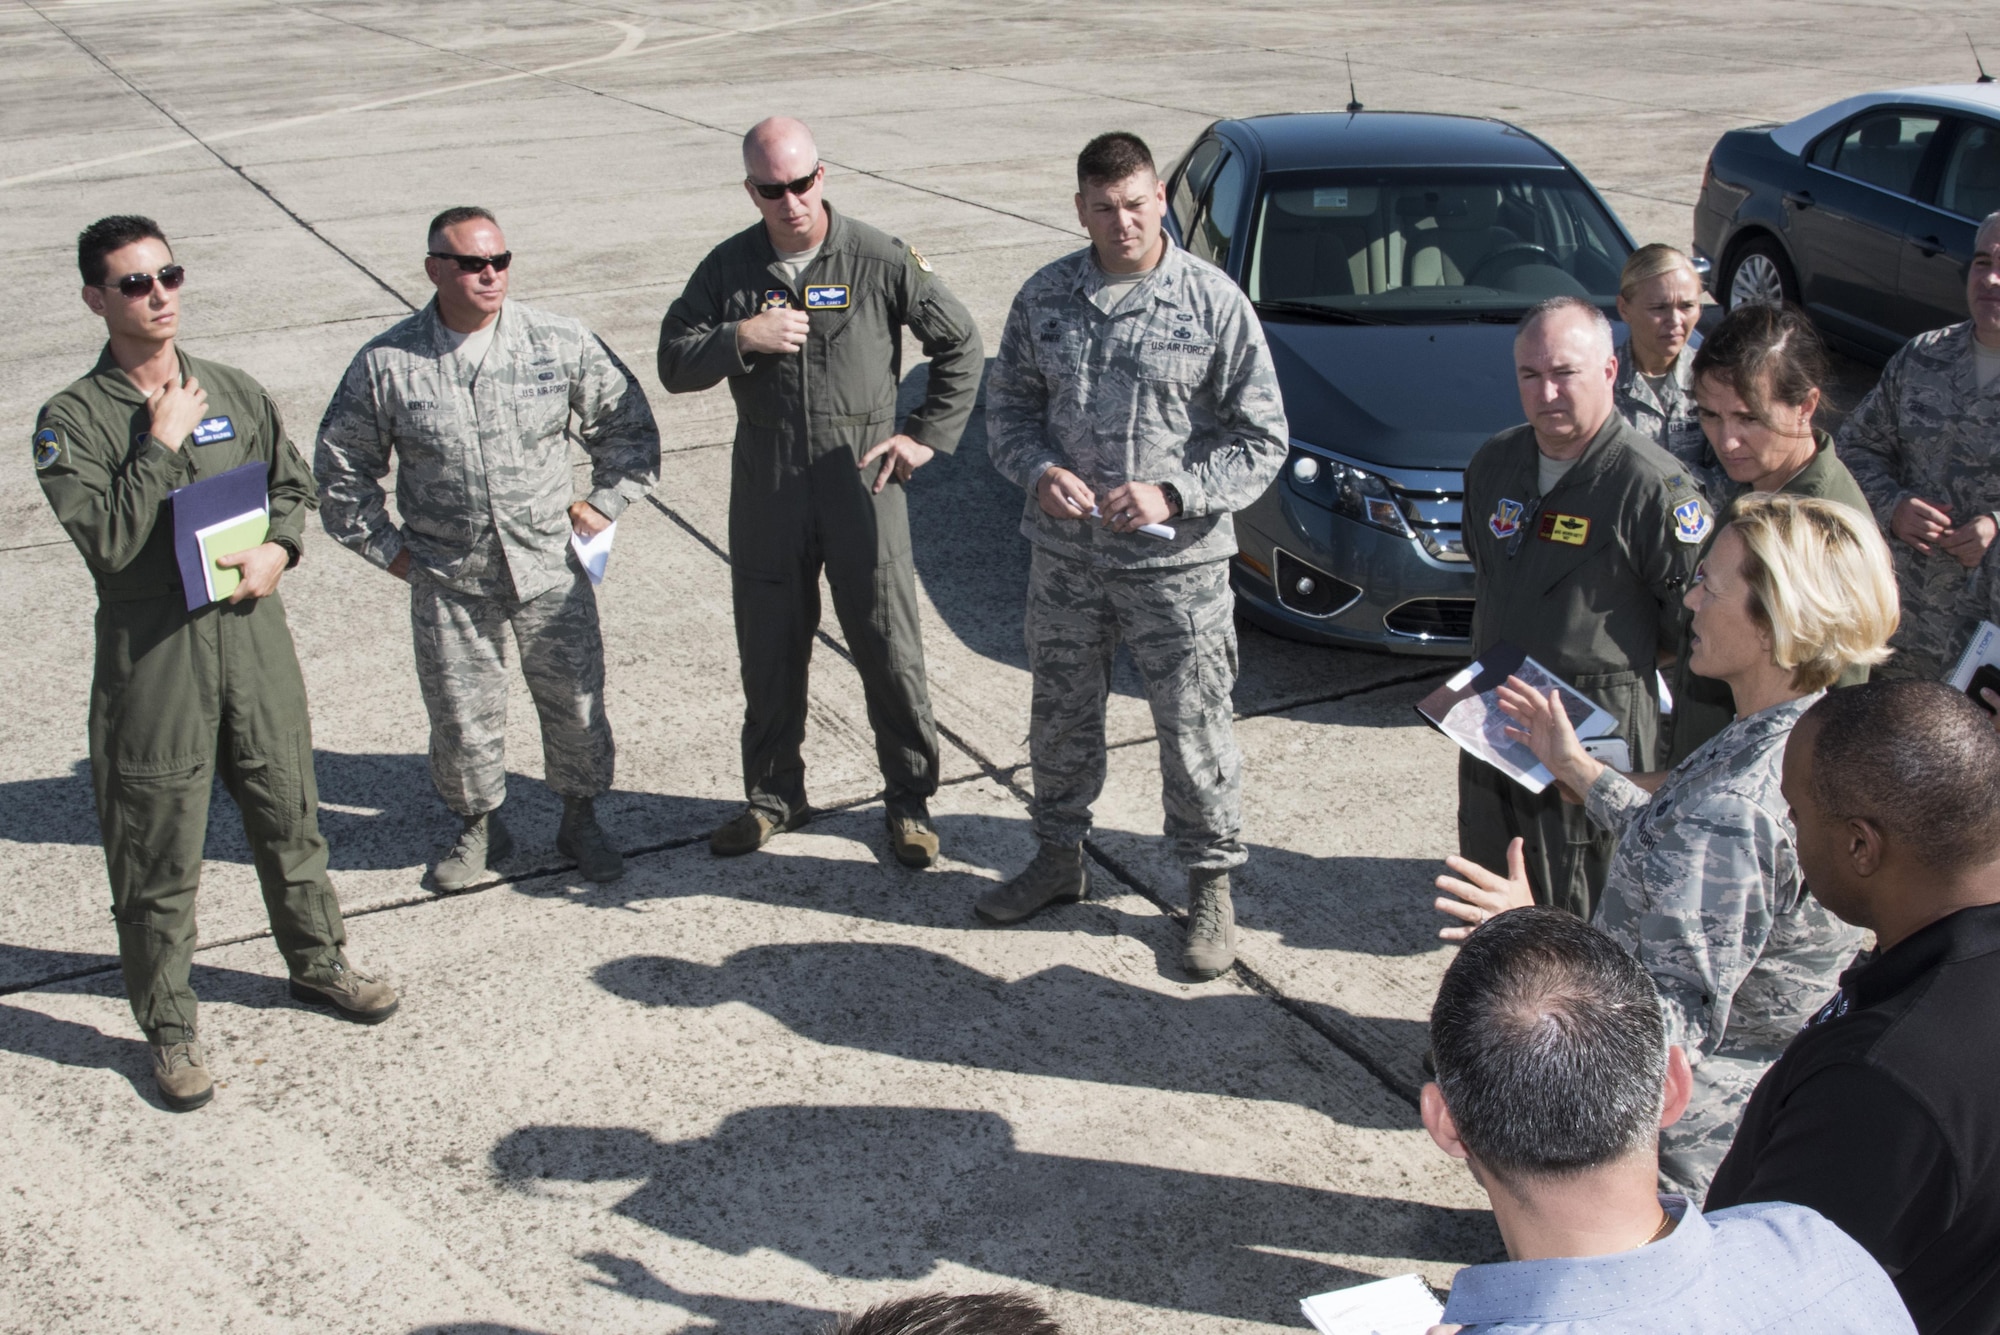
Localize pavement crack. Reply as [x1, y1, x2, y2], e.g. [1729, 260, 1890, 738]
[18, 0, 417, 313]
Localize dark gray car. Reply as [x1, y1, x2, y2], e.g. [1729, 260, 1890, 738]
[1165, 112, 1635, 655]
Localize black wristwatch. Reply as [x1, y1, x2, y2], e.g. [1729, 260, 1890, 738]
[1159, 482, 1183, 516]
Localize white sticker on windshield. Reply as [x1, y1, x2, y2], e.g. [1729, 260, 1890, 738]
[1313, 187, 1349, 210]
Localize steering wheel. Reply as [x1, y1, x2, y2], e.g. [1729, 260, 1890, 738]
[1468, 243, 1557, 287]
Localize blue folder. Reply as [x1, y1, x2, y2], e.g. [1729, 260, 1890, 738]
[171, 461, 269, 611]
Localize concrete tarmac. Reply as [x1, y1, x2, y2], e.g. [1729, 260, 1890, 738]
[0, 1, 1979, 1329]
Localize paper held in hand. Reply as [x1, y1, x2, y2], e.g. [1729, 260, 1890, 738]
[1946, 620, 2000, 712]
[1415, 641, 1622, 793]
[1299, 1273, 1444, 1335]
[570, 520, 616, 586]
[194, 509, 271, 603]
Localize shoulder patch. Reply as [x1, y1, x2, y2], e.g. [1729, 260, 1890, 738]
[1673, 497, 1711, 545]
[909, 247, 933, 274]
[32, 425, 61, 470]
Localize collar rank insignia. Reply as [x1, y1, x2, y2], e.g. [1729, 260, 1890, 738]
[761, 289, 792, 311]
[803, 284, 850, 310]
[1488, 498, 1524, 539]
[190, 416, 235, 445]
[1673, 498, 1711, 545]
[1538, 512, 1591, 546]
[32, 426, 61, 470]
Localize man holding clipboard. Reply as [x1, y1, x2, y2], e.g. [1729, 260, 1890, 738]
[32, 216, 397, 1113]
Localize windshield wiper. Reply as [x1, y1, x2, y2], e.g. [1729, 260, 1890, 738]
[1252, 299, 1389, 325]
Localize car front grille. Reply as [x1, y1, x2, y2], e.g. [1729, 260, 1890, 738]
[1384, 598, 1475, 642]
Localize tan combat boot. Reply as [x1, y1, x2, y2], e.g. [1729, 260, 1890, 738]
[151, 1039, 213, 1112]
[709, 805, 811, 857]
[433, 809, 513, 892]
[1182, 868, 1237, 981]
[886, 800, 940, 869]
[290, 958, 400, 1023]
[975, 842, 1087, 925]
[557, 795, 624, 883]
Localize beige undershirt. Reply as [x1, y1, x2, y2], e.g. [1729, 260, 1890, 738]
[441, 320, 496, 372]
[776, 239, 824, 288]
[1975, 339, 2000, 389]
[1537, 451, 1582, 494]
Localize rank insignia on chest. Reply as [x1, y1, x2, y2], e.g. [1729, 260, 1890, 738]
[1538, 512, 1591, 545]
[32, 426, 61, 470]
[191, 416, 235, 445]
[1673, 498, 1711, 545]
[804, 284, 850, 310]
[761, 289, 792, 311]
[1488, 498, 1524, 539]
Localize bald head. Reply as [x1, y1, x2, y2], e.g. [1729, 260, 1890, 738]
[743, 116, 818, 182]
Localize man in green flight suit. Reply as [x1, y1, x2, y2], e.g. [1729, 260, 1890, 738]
[32, 216, 398, 1114]
[659, 116, 983, 867]
[1459, 296, 1710, 918]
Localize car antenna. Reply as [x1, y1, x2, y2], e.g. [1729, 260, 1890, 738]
[1972, 32, 1994, 83]
[1345, 54, 1364, 114]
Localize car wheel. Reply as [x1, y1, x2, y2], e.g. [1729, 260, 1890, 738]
[1722, 236, 1796, 311]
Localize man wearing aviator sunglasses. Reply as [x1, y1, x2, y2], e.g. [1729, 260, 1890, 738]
[33, 214, 401, 1112]
[661, 116, 982, 868]
[318, 205, 660, 895]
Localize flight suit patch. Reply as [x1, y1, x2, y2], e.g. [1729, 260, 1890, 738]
[191, 416, 235, 445]
[761, 289, 792, 311]
[1674, 498, 1711, 544]
[1538, 512, 1590, 545]
[1488, 498, 1524, 539]
[804, 284, 850, 310]
[909, 247, 933, 273]
[32, 426, 61, 469]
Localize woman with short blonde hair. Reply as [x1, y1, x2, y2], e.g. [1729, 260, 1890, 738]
[1614, 243, 1712, 485]
[1434, 494, 1899, 1198]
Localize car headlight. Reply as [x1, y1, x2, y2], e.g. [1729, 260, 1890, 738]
[1285, 449, 1413, 536]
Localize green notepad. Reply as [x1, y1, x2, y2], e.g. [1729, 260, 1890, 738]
[194, 508, 270, 603]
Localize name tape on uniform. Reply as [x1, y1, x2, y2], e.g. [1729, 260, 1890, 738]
[1538, 512, 1590, 546]
[191, 416, 236, 445]
[804, 284, 850, 310]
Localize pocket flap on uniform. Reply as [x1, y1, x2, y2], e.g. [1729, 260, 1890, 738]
[115, 751, 209, 782]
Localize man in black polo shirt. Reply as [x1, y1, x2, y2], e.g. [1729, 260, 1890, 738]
[1707, 681, 2000, 1334]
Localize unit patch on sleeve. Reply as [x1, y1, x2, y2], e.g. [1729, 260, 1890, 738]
[190, 416, 236, 445]
[1538, 512, 1591, 546]
[32, 426, 61, 470]
[803, 284, 851, 310]
[1488, 498, 1524, 539]
[1673, 498, 1712, 545]
[909, 247, 933, 273]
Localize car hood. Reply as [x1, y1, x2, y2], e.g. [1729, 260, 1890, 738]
[1261, 319, 1528, 471]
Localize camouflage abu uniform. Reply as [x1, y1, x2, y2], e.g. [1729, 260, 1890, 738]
[1840, 321, 2000, 680]
[1614, 338, 1724, 498]
[315, 299, 660, 815]
[986, 236, 1288, 868]
[1586, 693, 1862, 1200]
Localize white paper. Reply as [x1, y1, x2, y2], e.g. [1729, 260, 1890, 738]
[1084, 504, 1175, 541]
[1438, 654, 1618, 793]
[1300, 1273, 1444, 1335]
[1946, 619, 2000, 691]
[570, 520, 616, 585]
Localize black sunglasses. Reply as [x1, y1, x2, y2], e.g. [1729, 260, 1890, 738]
[748, 164, 820, 200]
[428, 250, 513, 274]
[98, 264, 186, 298]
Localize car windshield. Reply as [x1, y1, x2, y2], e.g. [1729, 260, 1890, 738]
[1245, 167, 1630, 322]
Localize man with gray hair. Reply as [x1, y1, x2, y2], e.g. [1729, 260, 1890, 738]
[318, 206, 660, 890]
[659, 117, 982, 866]
[1840, 213, 2000, 681]
[1458, 296, 1709, 918]
[1422, 907, 1910, 1332]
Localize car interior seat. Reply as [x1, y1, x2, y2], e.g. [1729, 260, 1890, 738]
[1252, 186, 1384, 299]
[1842, 115, 1928, 192]
[1944, 128, 2000, 220]
[1402, 186, 1518, 287]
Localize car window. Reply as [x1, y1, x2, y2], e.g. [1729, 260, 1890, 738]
[1939, 120, 2000, 220]
[1820, 111, 1941, 197]
[1170, 139, 1226, 233]
[1244, 167, 1629, 321]
[1188, 153, 1249, 266]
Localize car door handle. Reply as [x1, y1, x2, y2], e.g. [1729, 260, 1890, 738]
[1909, 233, 1945, 257]
[1784, 189, 1814, 209]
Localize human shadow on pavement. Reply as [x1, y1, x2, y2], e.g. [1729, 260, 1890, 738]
[595, 942, 1418, 1131]
[0, 1000, 153, 1102]
[0, 943, 318, 1005]
[576, 1252, 838, 1328]
[493, 1106, 1501, 1327]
